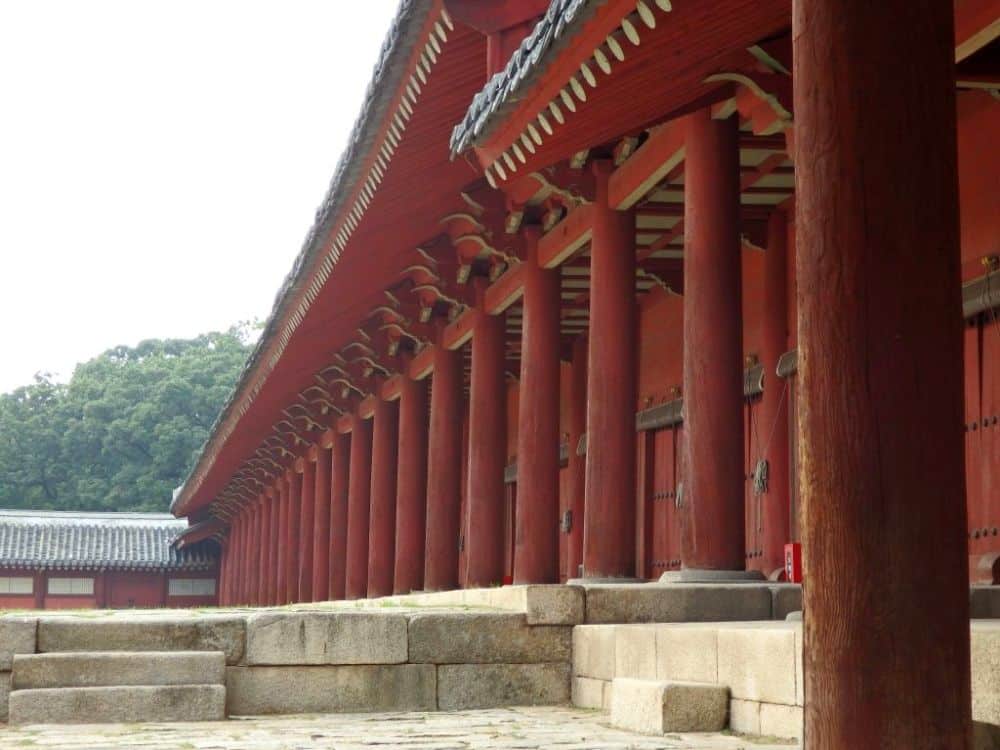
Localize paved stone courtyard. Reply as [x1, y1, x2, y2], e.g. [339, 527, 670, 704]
[0, 707, 798, 749]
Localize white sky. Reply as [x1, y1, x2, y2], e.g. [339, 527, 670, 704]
[0, 0, 401, 394]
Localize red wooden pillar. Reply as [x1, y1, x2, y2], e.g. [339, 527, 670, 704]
[218, 546, 228, 606]
[515, 226, 561, 583]
[260, 490, 271, 605]
[345, 414, 373, 599]
[254, 502, 263, 603]
[368, 395, 399, 597]
[33, 571, 45, 609]
[583, 161, 637, 579]
[268, 485, 280, 604]
[567, 335, 587, 580]
[329, 431, 350, 600]
[394, 375, 428, 593]
[312, 445, 332, 601]
[246, 508, 254, 603]
[466, 290, 507, 588]
[285, 468, 302, 603]
[246, 508, 255, 604]
[268, 487, 279, 604]
[236, 512, 247, 604]
[794, 1, 969, 746]
[758, 210, 791, 577]
[230, 515, 240, 605]
[231, 513, 241, 604]
[424, 340, 463, 591]
[257, 497, 268, 605]
[276, 475, 289, 603]
[680, 110, 746, 572]
[244, 508, 254, 603]
[298, 457, 316, 602]
[223, 541, 231, 606]
[249, 501, 259, 605]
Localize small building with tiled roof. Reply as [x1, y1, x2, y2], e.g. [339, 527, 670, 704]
[0, 510, 219, 610]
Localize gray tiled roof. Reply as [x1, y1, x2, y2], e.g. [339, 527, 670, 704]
[450, 0, 596, 155]
[0, 510, 216, 572]
[173, 0, 434, 517]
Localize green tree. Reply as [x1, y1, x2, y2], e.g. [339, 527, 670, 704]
[0, 323, 254, 512]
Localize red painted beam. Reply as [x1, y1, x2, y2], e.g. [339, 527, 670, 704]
[442, 307, 477, 350]
[955, 0, 1000, 60]
[484, 263, 525, 314]
[537, 203, 594, 269]
[407, 345, 436, 380]
[608, 120, 686, 210]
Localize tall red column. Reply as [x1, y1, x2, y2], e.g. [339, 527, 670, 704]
[298, 458, 316, 602]
[680, 110, 746, 572]
[584, 161, 637, 579]
[231, 516, 241, 604]
[312, 445, 332, 601]
[515, 227, 561, 583]
[268, 486, 279, 604]
[276, 476, 289, 603]
[219, 544, 228, 606]
[255, 502, 268, 607]
[237, 512, 248, 604]
[260, 491, 271, 605]
[394, 375, 428, 593]
[794, 2, 969, 746]
[566, 335, 587, 580]
[424, 341, 463, 590]
[758, 210, 791, 577]
[368, 396, 400, 597]
[345, 415, 373, 599]
[285, 469, 302, 603]
[466, 293, 507, 588]
[329, 432, 350, 600]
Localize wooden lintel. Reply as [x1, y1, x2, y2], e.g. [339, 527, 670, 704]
[319, 428, 335, 449]
[380, 374, 403, 401]
[306, 444, 319, 463]
[407, 345, 435, 380]
[442, 308, 476, 350]
[484, 263, 525, 314]
[955, 0, 1000, 61]
[609, 120, 686, 210]
[336, 415, 353, 434]
[358, 394, 377, 419]
[293, 456, 305, 474]
[538, 203, 594, 269]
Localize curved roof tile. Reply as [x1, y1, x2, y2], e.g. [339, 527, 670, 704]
[0, 510, 216, 572]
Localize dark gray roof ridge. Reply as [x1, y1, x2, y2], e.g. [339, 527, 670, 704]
[0, 510, 215, 572]
[450, 0, 597, 155]
[172, 0, 434, 515]
[0, 509, 183, 522]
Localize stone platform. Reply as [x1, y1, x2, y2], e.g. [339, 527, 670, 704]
[573, 618, 1000, 742]
[0, 604, 572, 722]
[4, 582, 1000, 735]
[0, 706, 798, 749]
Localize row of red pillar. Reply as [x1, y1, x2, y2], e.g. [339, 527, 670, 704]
[218, 4, 973, 742]
[218, 107, 794, 608]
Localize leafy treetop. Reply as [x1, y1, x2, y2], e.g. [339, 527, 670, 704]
[0, 323, 255, 512]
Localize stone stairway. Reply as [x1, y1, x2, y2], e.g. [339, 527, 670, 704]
[8, 651, 226, 724]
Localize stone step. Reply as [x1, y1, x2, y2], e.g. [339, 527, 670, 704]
[609, 677, 728, 734]
[36, 615, 245, 664]
[8, 684, 226, 725]
[12, 651, 225, 690]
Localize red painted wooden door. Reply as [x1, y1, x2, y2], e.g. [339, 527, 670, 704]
[644, 426, 683, 579]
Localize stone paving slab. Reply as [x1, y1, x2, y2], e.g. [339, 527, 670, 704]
[0, 706, 799, 749]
